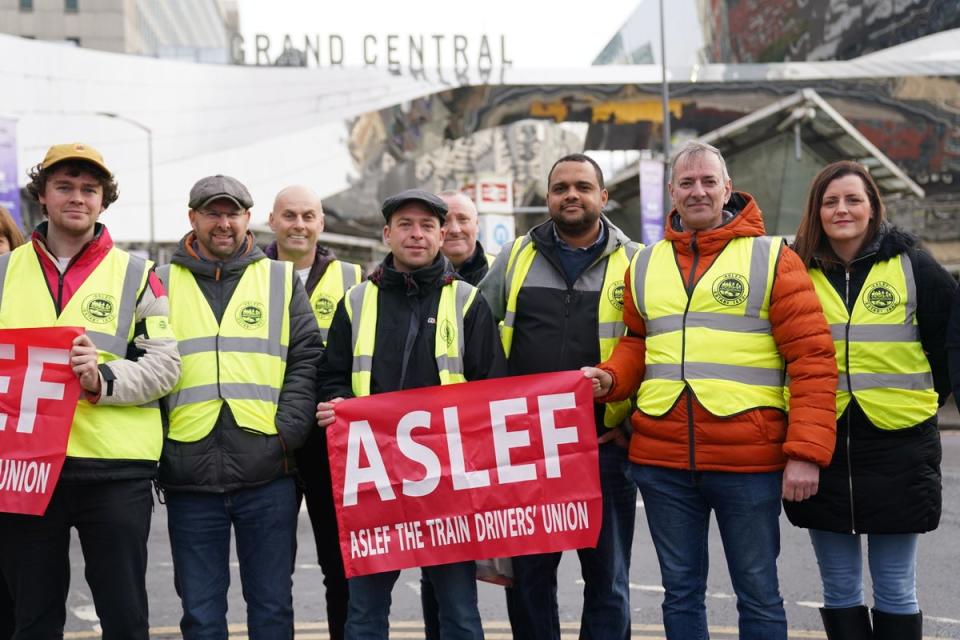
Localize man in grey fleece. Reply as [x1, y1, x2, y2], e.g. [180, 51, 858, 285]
[158, 175, 322, 639]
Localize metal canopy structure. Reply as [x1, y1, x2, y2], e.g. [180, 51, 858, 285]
[700, 88, 924, 199]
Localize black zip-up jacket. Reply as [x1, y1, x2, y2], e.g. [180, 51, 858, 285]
[785, 225, 955, 534]
[159, 232, 323, 493]
[479, 218, 637, 436]
[454, 241, 491, 286]
[317, 253, 505, 401]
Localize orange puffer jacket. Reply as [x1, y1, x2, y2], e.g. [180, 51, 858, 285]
[598, 193, 837, 472]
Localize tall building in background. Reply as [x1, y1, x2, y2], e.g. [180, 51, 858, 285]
[0, 0, 235, 63]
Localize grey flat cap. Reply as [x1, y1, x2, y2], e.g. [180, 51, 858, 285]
[189, 175, 254, 210]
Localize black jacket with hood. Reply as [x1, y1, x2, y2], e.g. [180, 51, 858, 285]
[159, 232, 323, 493]
[317, 253, 505, 401]
[479, 217, 638, 436]
[785, 225, 955, 534]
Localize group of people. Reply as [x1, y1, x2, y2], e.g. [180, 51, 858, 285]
[0, 139, 953, 640]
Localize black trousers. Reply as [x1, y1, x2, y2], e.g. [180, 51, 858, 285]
[0, 479, 153, 640]
[296, 429, 348, 640]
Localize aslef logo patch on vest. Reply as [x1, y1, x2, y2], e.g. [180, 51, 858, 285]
[607, 280, 625, 311]
[862, 281, 901, 314]
[235, 302, 266, 329]
[81, 293, 116, 324]
[314, 295, 336, 316]
[439, 319, 456, 347]
[711, 273, 749, 306]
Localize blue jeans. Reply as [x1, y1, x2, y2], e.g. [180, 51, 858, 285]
[346, 561, 482, 640]
[166, 477, 298, 640]
[506, 443, 636, 640]
[808, 529, 919, 614]
[631, 465, 786, 640]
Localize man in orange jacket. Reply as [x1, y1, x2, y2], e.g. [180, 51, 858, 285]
[584, 141, 837, 640]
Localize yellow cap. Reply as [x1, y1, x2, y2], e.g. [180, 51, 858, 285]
[40, 142, 112, 177]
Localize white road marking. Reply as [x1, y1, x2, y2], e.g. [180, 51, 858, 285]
[405, 581, 422, 596]
[70, 605, 99, 622]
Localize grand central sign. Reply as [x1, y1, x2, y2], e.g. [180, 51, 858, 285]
[233, 33, 513, 78]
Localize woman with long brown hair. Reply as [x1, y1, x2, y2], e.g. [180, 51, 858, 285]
[787, 161, 956, 640]
[0, 205, 24, 255]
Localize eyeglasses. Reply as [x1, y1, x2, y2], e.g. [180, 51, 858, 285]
[198, 208, 245, 221]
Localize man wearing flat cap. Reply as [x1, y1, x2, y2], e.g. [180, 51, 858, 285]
[0, 143, 180, 638]
[157, 175, 322, 638]
[315, 188, 505, 639]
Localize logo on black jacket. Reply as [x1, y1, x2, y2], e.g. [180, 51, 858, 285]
[236, 302, 266, 329]
[314, 295, 335, 316]
[607, 280, 625, 311]
[862, 281, 900, 314]
[81, 293, 116, 324]
[711, 273, 749, 306]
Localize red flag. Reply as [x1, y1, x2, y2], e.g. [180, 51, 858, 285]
[327, 370, 602, 578]
[0, 327, 83, 515]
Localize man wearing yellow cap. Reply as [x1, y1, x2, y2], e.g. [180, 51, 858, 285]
[0, 143, 181, 639]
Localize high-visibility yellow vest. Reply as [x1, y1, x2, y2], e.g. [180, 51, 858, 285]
[501, 235, 640, 428]
[0, 244, 162, 461]
[632, 236, 786, 417]
[345, 279, 477, 397]
[810, 254, 935, 429]
[309, 260, 361, 346]
[485, 253, 495, 267]
[161, 259, 292, 442]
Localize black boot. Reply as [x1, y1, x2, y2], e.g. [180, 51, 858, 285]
[820, 606, 872, 639]
[872, 609, 922, 640]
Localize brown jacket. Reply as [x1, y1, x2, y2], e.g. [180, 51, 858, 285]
[598, 193, 837, 472]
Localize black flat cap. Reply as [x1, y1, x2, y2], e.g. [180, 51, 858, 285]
[381, 189, 447, 223]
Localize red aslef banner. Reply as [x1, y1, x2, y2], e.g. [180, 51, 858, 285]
[0, 327, 83, 515]
[327, 370, 602, 578]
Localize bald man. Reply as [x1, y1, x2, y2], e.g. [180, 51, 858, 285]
[439, 191, 493, 285]
[266, 185, 361, 640]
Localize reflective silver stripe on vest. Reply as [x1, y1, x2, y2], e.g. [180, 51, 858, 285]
[0, 253, 10, 301]
[746, 236, 776, 318]
[319, 327, 330, 344]
[352, 354, 373, 375]
[631, 246, 655, 318]
[167, 382, 281, 410]
[156, 264, 170, 287]
[840, 371, 934, 393]
[901, 253, 918, 326]
[88, 255, 147, 358]
[268, 261, 286, 351]
[833, 323, 919, 343]
[439, 282, 472, 376]
[646, 361, 785, 387]
[342, 262, 360, 291]
[502, 237, 533, 329]
[647, 312, 772, 336]
[178, 336, 289, 359]
[598, 320, 626, 339]
[347, 281, 368, 358]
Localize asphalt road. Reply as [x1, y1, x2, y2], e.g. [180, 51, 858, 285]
[62, 430, 960, 639]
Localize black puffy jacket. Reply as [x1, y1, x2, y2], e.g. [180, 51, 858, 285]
[785, 226, 955, 534]
[159, 233, 323, 493]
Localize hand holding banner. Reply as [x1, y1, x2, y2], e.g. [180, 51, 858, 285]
[326, 370, 602, 578]
[0, 327, 83, 515]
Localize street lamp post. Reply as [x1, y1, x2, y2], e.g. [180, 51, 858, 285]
[96, 112, 155, 256]
[659, 0, 671, 221]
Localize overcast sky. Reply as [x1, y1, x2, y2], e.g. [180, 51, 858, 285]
[235, 0, 646, 68]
